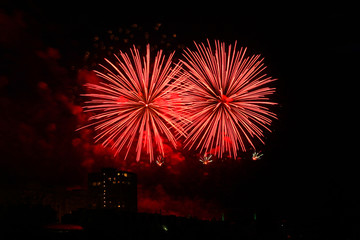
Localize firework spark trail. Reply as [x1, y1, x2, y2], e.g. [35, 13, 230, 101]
[181, 40, 277, 160]
[199, 154, 213, 165]
[79, 45, 188, 162]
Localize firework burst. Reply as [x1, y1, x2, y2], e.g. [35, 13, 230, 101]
[156, 155, 165, 166]
[199, 154, 213, 165]
[252, 151, 263, 161]
[181, 40, 277, 159]
[79, 45, 188, 162]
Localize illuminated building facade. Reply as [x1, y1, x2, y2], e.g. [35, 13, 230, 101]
[88, 168, 137, 211]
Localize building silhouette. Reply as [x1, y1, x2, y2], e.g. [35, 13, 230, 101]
[88, 168, 137, 212]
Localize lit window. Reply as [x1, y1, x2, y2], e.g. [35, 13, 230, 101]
[92, 182, 97, 186]
[113, 181, 116, 184]
[123, 173, 128, 177]
[117, 204, 121, 208]
[117, 173, 120, 176]
[117, 181, 120, 183]
[108, 177, 112, 181]
[97, 182, 101, 186]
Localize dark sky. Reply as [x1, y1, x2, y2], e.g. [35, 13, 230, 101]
[1, 0, 358, 225]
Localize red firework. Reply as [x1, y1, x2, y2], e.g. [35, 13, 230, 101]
[181, 40, 277, 159]
[79, 45, 188, 162]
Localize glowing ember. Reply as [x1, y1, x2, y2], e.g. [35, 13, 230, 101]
[156, 155, 165, 166]
[79, 45, 188, 162]
[199, 154, 213, 165]
[181, 40, 277, 160]
[252, 151, 263, 161]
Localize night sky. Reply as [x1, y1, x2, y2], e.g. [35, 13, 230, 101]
[1, 0, 358, 232]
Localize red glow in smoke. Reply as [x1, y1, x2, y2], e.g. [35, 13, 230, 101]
[36, 47, 61, 60]
[137, 184, 221, 220]
[37, 81, 49, 90]
[77, 69, 100, 85]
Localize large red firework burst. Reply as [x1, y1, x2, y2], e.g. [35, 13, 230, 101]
[79, 45, 187, 162]
[181, 40, 277, 159]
